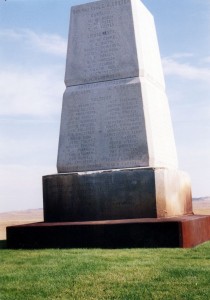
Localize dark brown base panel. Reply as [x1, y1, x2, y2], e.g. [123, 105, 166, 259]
[43, 169, 192, 221]
[6, 215, 210, 249]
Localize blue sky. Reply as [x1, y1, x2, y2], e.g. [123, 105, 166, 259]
[0, 0, 210, 212]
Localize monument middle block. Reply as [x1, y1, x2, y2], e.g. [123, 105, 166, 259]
[57, 77, 177, 172]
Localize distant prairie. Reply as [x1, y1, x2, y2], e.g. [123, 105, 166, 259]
[0, 209, 43, 240]
[193, 197, 210, 215]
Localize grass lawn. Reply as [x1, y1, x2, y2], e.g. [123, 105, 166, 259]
[1, 241, 210, 299]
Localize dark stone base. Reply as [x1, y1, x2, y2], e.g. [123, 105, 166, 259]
[43, 168, 192, 221]
[6, 215, 210, 249]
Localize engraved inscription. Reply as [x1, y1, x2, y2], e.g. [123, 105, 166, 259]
[65, 0, 139, 85]
[72, 0, 130, 15]
[57, 79, 149, 172]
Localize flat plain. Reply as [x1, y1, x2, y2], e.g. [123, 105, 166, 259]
[0, 209, 43, 240]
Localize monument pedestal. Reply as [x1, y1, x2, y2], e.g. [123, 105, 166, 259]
[43, 168, 192, 222]
[7, 215, 210, 249]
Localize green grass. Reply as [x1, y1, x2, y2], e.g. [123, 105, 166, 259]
[1, 241, 210, 300]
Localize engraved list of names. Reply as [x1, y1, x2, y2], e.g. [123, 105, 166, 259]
[57, 78, 149, 172]
[65, 0, 139, 86]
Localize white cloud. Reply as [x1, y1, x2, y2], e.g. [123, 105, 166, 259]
[0, 28, 66, 212]
[201, 57, 210, 64]
[169, 53, 194, 59]
[0, 28, 67, 57]
[25, 30, 67, 57]
[0, 65, 64, 117]
[0, 29, 66, 118]
[162, 56, 210, 83]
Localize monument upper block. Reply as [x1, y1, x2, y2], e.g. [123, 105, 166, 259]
[65, 0, 165, 88]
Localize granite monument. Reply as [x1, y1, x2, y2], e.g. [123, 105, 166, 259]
[44, 0, 192, 221]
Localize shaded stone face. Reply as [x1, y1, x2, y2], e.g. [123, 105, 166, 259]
[57, 78, 149, 173]
[65, 0, 165, 88]
[65, 0, 139, 86]
[43, 169, 157, 222]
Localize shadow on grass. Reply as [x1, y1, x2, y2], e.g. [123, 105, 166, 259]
[0, 240, 7, 249]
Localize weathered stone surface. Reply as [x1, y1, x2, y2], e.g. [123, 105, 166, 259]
[43, 168, 192, 222]
[65, 0, 165, 88]
[57, 78, 178, 173]
[155, 168, 192, 218]
[57, 78, 148, 172]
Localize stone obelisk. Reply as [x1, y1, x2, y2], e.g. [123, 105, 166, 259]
[43, 0, 192, 222]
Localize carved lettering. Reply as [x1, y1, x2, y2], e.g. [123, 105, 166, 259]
[58, 79, 148, 171]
